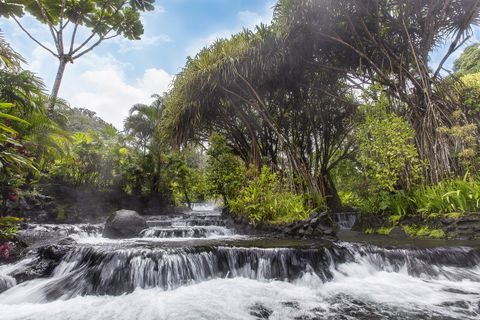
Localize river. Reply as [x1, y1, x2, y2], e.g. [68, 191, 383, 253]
[0, 206, 479, 319]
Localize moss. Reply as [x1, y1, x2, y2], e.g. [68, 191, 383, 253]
[444, 212, 463, 220]
[402, 225, 445, 239]
[363, 226, 393, 235]
[428, 229, 446, 239]
[402, 225, 417, 237]
[56, 205, 66, 222]
[377, 226, 394, 235]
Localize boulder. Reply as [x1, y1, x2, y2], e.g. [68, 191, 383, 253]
[0, 275, 15, 293]
[388, 226, 408, 239]
[103, 209, 147, 239]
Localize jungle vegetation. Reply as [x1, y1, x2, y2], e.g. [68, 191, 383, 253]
[1, 0, 480, 240]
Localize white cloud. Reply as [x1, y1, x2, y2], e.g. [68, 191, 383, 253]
[115, 34, 171, 53]
[237, 6, 274, 29]
[63, 58, 172, 130]
[26, 48, 172, 129]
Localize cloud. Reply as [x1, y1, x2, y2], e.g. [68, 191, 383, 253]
[62, 56, 172, 130]
[115, 34, 171, 53]
[25, 47, 172, 129]
[237, 4, 275, 29]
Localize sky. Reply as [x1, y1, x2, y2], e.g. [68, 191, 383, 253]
[0, 0, 478, 129]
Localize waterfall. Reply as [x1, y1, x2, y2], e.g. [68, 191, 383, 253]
[334, 212, 357, 229]
[1, 205, 480, 320]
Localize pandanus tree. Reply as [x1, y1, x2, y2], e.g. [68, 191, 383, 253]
[0, 0, 155, 112]
[273, 0, 480, 183]
[162, 25, 357, 209]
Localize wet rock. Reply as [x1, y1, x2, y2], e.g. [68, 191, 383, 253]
[282, 301, 300, 309]
[10, 258, 58, 283]
[249, 303, 273, 319]
[38, 241, 75, 260]
[36, 212, 50, 223]
[103, 209, 147, 239]
[388, 226, 408, 239]
[0, 275, 16, 293]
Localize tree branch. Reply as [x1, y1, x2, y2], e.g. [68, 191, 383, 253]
[72, 33, 120, 59]
[12, 17, 58, 58]
[33, 0, 60, 52]
[71, 0, 126, 56]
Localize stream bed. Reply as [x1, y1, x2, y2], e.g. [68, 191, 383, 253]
[1, 206, 480, 319]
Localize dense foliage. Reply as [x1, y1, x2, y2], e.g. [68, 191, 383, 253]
[159, 0, 480, 229]
[229, 166, 313, 225]
[2, 0, 480, 238]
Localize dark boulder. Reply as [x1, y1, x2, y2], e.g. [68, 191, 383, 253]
[0, 275, 15, 293]
[388, 226, 408, 239]
[103, 209, 147, 239]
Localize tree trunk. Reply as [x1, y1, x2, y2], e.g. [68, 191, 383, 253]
[48, 58, 67, 114]
[183, 186, 191, 208]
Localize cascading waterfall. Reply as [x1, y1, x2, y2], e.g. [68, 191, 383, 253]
[1, 206, 480, 320]
[334, 212, 357, 230]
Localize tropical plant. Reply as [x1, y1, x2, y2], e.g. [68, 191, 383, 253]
[273, 0, 480, 184]
[205, 133, 244, 204]
[454, 43, 480, 76]
[229, 166, 313, 224]
[356, 87, 422, 192]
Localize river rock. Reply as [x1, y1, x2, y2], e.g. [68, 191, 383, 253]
[388, 226, 408, 239]
[0, 275, 16, 293]
[103, 209, 147, 239]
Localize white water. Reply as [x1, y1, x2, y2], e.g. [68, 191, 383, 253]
[2, 206, 480, 319]
[2, 259, 480, 320]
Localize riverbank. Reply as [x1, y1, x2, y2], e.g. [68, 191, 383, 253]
[353, 212, 480, 240]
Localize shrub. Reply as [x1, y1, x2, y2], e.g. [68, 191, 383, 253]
[0, 216, 22, 241]
[228, 166, 312, 224]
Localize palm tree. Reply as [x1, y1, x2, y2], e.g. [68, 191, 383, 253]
[124, 94, 166, 193]
[124, 94, 165, 154]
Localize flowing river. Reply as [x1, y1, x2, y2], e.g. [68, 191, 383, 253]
[1, 206, 480, 320]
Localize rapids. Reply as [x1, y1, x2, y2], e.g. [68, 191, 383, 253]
[1, 206, 480, 319]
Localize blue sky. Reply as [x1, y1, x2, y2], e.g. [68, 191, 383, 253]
[0, 0, 478, 128]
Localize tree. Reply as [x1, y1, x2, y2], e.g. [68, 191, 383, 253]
[124, 94, 165, 193]
[454, 43, 480, 76]
[273, 0, 480, 184]
[124, 94, 164, 154]
[205, 133, 244, 204]
[162, 26, 356, 209]
[0, 0, 155, 112]
[357, 88, 422, 192]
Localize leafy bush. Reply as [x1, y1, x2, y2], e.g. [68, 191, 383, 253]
[205, 134, 244, 204]
[357, 88, 422, 192]
[358, 174, 480, 217]
[0, 216, 22, 241]
[228, 166, 312, 224]
[399, 175, 480, 216]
